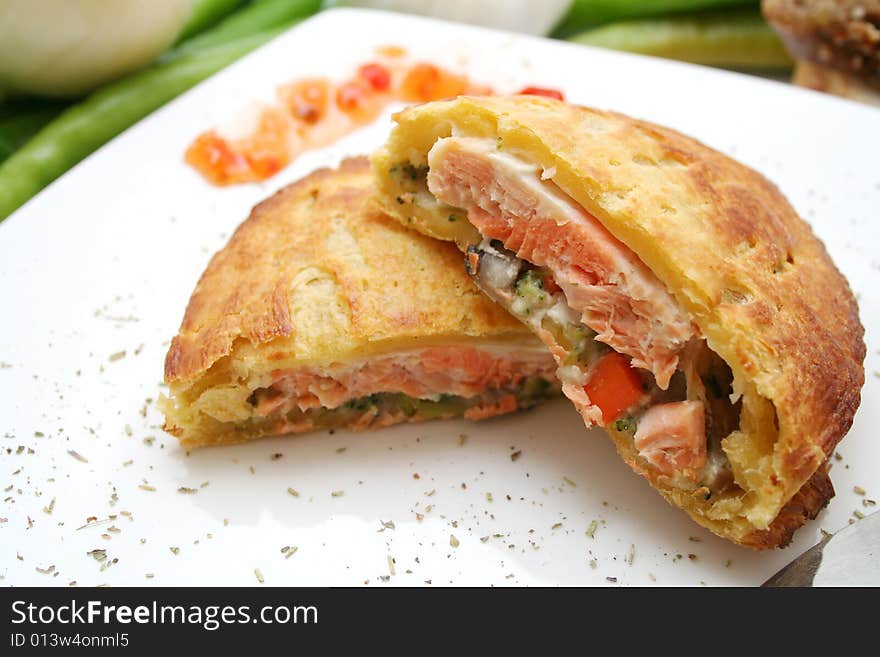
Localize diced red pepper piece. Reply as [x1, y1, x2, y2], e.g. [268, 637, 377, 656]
[584, 352, 644, 424]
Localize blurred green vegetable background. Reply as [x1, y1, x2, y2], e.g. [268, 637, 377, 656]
[0, 0, 789, 221]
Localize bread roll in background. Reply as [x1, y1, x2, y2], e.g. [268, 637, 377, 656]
[763, 0, 880, 105]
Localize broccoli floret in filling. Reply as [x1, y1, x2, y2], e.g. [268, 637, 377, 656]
[513, 268, 603, 366]
[518, 377, 553, 404]
[512, 269, 554, 318]
[390, 162, 429, 182]
[613, 417, 637, 434]
[515, 269, 551, 305]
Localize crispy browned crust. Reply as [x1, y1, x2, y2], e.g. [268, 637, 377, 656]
[372, 95, 866, 547]
[742, 464, 834, 549]
[763, 0, 880, 88]
[162, 157, 548, 447]
[165, 157, 529, 384]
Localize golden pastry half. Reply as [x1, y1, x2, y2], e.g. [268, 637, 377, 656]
[371, 96, 865, 548]
[162, 157, 559, 449]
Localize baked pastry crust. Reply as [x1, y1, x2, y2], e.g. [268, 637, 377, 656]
[163, 157, 554, 448]
[372, 95, 865, 548]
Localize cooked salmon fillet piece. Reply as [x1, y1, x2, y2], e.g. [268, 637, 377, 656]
[424, 136, 716, 493]
[246, 343, 557, 423]
[254, 345, 554, 414]
[226, 342, 559, 442]
[634, 401, 707, 478]
[427, 136, 694, 390]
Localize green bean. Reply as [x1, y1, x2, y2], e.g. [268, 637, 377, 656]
[0, 29, 286, 221]
[552, 0, 757, 37]
[176, 0, 249, 43]
[165, 0, 321, 60]
[567, 9, 792, 69]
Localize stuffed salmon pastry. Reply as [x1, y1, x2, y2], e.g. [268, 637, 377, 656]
[162, 157, 559, 449]
[371, 96, 865, 548]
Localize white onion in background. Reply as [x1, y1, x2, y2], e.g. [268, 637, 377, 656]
[0, 0, 193, 97]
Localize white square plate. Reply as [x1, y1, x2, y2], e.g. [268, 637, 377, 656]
[2, 8, 878, 587]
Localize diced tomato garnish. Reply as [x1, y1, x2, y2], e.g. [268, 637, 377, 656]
[184, 107, 293, 185]
[398, 62, 470, 102]
[335, 78, 385, 122]
[358, 63, 391, 91]
[336, 79, 367, 111]
[278, 78, 330, 124]
[185, 131, 250, 185]
[243, 107, 294, 177]
[583, 352, 645, 424]
[518, 86, 565, 100]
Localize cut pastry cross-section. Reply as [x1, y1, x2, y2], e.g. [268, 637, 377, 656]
[372, 95, 865, 548]
[161, 157, 559, 449]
